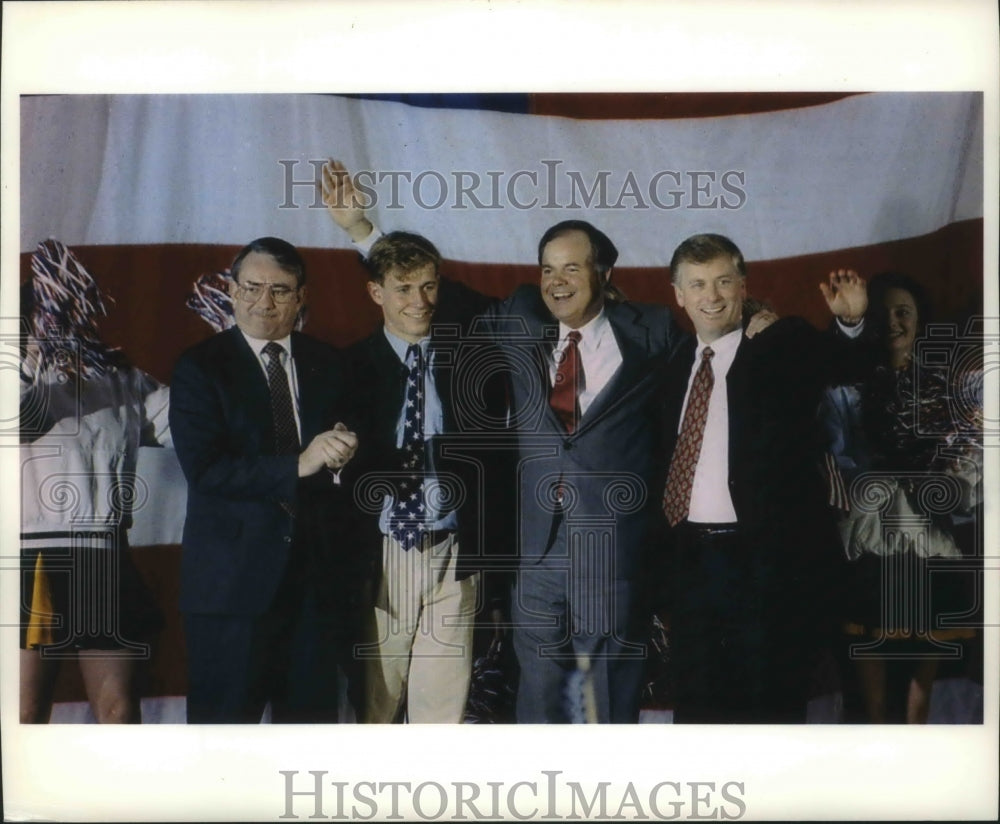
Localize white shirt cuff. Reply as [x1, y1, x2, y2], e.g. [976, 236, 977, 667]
[352, 224, 383, 258]
[836, 317, 864, 338]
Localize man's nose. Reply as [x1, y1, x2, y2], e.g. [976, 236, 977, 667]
[259, 286, 277, 307]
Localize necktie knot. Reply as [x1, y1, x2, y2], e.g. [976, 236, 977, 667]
[567, 330, 582, 346]
[702, 346, 714, 363]
[406, 343, 424, 371]
[263, 341, 285, 365]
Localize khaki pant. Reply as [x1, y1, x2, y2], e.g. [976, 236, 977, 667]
[362, 533, 478, 723]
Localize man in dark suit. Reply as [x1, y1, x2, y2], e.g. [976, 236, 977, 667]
[342, 231, 510, 723]
[487, 222, 687, 723]
[660, 233, 868, 723]
[321, 160, 687, 722]
[169, 236, 359, 723]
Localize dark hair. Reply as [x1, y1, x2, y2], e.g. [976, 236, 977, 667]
[365, 231, 442, 283]
[865, 270, 931, 344]
[669, 233, 746, 284]
[537, 220, 619, 276]
[231, 237, 306, 287]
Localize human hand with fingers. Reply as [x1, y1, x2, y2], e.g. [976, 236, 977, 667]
[745, 308, 778, 338]
[297, 421, 359, 477]
[321, 159, 374, 242]
[819, 268, 868, 325]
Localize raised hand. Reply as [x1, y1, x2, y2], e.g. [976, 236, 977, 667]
[819, 268, 868, 325]
[320, 159, 373, 242]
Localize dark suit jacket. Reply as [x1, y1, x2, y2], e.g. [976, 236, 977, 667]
[486, 284, 686, 580]
[343, 279, 513, 594]
[658, 317, 866, 625]
[170, 327, 356, 616]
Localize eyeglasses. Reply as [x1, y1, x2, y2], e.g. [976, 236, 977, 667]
[235, 282, 300, 304]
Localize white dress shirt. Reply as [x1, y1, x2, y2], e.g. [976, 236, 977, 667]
[682, 327, 742, 524]
[550, 310, 623, 417]
[681, 318, 865, 523]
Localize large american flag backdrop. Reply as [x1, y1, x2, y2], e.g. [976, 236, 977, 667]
[18, 91, 984, 719]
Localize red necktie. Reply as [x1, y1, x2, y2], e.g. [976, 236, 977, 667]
[550, 331, 582, 433]
[663, 346, 715, 526]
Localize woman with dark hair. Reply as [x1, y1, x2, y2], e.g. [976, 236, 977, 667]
[20, 240, 169, 723]
[820, 271, 982, 723]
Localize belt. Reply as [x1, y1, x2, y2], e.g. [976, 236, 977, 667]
[387, 529, 456, 548]
[679, 521, 741, 539]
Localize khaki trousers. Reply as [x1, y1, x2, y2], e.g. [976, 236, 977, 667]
[362, 533, 478, 723]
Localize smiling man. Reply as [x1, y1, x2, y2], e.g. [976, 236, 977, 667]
[170, 236, 359, 723]
[323, 163, 686, 723]
[344, 231, 510, 723]
[501, 220, 684, 723]
[661, 233, 868, 723]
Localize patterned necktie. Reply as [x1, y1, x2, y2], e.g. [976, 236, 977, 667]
[263, 341, 299, 454]
[663, 346, 715, 526]
[389, 344, 427, 550]
[550, 330, 583, 433]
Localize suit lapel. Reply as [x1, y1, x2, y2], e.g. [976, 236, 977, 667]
[520, 318, 564, 433]
[226, 328, 276, 450]
[726, 334, 751, 464]
[370, 331, 408, 438]
[662, 337, 696, 452]
[291, 333, 322, 443]
[575, 302, 657, 434]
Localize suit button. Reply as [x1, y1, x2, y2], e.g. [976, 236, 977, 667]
[563, 440, 574, 451]
[283, 536, 292, 543]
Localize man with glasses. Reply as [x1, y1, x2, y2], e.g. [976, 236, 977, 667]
[169, 236, 360, 723]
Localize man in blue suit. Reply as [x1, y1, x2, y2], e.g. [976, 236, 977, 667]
[489, 222, 684, 722]
[170, 236, 359, 723]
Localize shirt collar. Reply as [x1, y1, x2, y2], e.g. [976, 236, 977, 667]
[240, 329, 293, 360]
[696, 326, 742, 359]
[559, 308, 609, 350]
[383, 326, 430, 364]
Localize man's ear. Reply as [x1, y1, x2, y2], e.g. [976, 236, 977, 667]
[366, 280, 384, 306]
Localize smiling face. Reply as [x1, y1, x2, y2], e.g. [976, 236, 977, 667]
[673, 255, 746, 343]
[229, 251, 304, 341]
[883, 286, 919, 367]
[367, 263, 439, 343]
[540, 229, 608, 329]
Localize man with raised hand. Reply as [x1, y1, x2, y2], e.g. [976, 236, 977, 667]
[661, 233, 868, 723]
[341, 229, 511, 723]
[322, 161, 685, 723]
